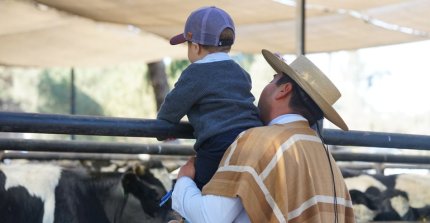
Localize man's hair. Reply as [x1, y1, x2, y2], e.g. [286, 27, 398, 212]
[201, 28, 234, 53]
[276, 73, 324, 126]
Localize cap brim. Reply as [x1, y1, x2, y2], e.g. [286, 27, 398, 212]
[170, 33, 186, 45]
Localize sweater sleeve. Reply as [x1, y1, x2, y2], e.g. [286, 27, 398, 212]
[157, 68, 203, 123]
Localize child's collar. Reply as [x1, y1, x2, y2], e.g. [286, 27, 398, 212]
[194, 52, 231, 64]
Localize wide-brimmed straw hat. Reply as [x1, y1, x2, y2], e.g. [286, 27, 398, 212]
[262, 49, 348, 131]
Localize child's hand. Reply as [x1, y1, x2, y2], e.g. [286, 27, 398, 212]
[177, 157, 196, 180]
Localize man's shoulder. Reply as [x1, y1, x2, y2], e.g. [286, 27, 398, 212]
[241, 124, 315, 142]
[238, 125, 291, 144]
[243, 124, 294, 135]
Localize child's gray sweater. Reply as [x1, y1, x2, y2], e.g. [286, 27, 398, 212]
[157, 60, 262, 149]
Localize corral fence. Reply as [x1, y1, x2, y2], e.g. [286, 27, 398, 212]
[1, 112, 430, 167]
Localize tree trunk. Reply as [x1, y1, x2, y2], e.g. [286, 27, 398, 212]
[147, 61, 170, 111]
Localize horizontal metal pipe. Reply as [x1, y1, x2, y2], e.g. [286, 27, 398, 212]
[322, 129, 430, 150]
[0, 151, 189, 162]
[337, 162, 430, 170]
[1, 137, 430, 165]
[0, 138, 195, 155]
[0, 139, 430, 164]
[332, 151, 430, 164]
[2, 112, 430, 150]
[0, 112, 194, 139]
[1, 151, 141, 161]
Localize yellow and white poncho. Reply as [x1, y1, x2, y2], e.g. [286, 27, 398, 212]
[203, 120, 355, 223]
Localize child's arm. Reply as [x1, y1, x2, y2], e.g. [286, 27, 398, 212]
[157, 71, 202, 123]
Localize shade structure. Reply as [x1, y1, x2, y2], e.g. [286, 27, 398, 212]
[0, 0, 186, 67]
[1, 0, 429, 67]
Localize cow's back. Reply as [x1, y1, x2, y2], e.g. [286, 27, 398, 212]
[0, 163, 61, 223]
[54, 169, 111, 223]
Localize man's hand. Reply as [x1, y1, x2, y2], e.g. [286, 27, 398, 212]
[178, 156, 196, 179]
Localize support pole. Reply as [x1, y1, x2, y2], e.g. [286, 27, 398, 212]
[296, 0, 305, 56]
[70, 68, 76, 140]
[70, 68, 76, 116]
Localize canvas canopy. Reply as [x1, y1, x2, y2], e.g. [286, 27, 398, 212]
[1, 0, 429, 67]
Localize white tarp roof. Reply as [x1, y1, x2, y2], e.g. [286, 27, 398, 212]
[1, 0, 429, 67]
[0, 0, 186, 67]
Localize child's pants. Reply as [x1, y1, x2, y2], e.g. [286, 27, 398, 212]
[194, 127, 248, 190]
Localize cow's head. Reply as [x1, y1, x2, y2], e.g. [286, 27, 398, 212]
[120, 161, 180, 222]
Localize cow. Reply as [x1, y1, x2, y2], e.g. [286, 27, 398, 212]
[0, 161, 180, 223]
[342, 168, 430, 222]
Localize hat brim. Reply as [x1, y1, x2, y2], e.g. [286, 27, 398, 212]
[170, 33, 186, 45]
[262, 49, 348, 131]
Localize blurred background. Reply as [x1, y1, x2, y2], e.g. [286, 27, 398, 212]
[1, 0, 430, 173]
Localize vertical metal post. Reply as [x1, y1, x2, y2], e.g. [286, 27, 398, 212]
[296, 0, 306, 56]
[296, 1, 323, 130]
[70, 68, 76, 140]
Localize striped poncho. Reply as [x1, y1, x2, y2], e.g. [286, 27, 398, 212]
[202, 120, 355, 223]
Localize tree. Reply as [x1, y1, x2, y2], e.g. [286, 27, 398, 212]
[147, 61, 170, 111]
[37, 70, 103, 116]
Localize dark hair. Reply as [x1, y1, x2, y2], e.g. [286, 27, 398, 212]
[201, 28, 234, 53]
[276, 73, 324, 126]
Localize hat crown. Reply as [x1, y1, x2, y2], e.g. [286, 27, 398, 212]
[290, 56, 341, 106]
[184, 6, 235, 46]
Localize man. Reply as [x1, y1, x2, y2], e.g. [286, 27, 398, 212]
[171, 49, 356, 223]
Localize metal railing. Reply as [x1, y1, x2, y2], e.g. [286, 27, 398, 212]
[0, 137, 194, 155]
[1, 111, 430, 164]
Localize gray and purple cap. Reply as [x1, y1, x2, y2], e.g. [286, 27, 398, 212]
[170, 6, 235, 46]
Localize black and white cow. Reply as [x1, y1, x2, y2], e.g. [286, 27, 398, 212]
[342, 168, 430, 222]
[0, 161, 180, 223]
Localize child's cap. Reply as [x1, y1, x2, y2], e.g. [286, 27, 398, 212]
[170, 6, 235, 46]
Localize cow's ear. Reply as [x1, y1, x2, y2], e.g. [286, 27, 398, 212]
[132, 164, 146, 176]
[121, 172, 138, 195]
[121, 171, 158, 198]
[121, 172, 161, 217]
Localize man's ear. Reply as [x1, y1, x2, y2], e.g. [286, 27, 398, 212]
[275, 82, 293, 100]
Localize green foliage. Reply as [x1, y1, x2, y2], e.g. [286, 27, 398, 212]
[0, 98, 21, 111]
[168, 59, 190, 79]
[0, 64, 160, 143]
[37, 70, 70, 114]
[231, 53, 255, 72]
[75, 64, 156, 119]
[37, 70, 104, 116]
[0, 66, 41, 112]
[165, 54, 255, 81]
[0, 70, 12, 103]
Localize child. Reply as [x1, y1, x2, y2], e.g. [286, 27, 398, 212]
[157, 6, 262, 190]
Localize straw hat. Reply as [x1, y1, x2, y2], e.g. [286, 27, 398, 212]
[262, 49, 348, 131]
